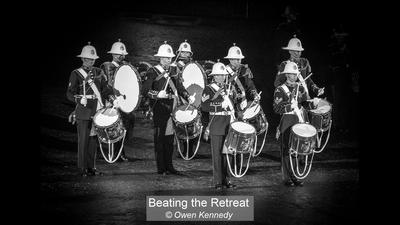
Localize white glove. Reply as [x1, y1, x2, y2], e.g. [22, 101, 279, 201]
[80, 97, 87, 106]
[221, 100, 229, 109]
[240, 99, 247, 110]
[312, 98, 321, 107]
[188, 95, 195, 104]
[113, 96, 124, 108]
[290, 98, 298, 109]
[317, 87, 325, 96]
[157, 90, 169, 99]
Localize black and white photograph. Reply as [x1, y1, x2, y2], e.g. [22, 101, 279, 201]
[40, 1, 361, 224]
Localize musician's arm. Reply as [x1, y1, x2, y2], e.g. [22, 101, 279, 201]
[66, 71, 80, 104]
[273, 87, 292, 114]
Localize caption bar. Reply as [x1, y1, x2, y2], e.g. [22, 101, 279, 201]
[146, 196, 253, 221]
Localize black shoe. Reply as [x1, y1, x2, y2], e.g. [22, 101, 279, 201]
[294, 181, 304, 186]
[157, 171, 168, 175]
[87, 168, 103, 176]
[284, 180, 294, 186]
[167, 168, 181, 175]
[224, 182, 237, 189]
[214, 184, 223, 190]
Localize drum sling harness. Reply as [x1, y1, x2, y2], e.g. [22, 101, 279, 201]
[77, 68, 104, 109]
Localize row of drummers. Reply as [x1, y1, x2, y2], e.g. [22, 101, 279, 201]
[69, 37, 333, 184]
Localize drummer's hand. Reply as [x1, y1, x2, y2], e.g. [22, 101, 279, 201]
[157, 90, 168, 99]
[317, 87, 325, 96]
[312, 98, 321, 106]
[113, 98, 120, 108]
[188, 95, 195, 104]
[221, 100, 229, 109]
[290, 99, 298, 109]
[240, 99, 247, 110]
[80, 97, 87, 106]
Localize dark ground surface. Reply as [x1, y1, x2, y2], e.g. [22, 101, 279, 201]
[40, 3, 361, 225]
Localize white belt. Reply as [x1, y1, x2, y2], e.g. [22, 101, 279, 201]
[210, 111, 233, 116]
[74, 95, 97, 99]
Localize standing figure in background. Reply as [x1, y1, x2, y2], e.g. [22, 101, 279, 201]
[201, 61, 237, 190]
[66, 42, 118, 176]
[142, 41, 194, 175]
[100, 39, 134, 162]
[224, 43, 260, 114]
[274, 35, 324, 99]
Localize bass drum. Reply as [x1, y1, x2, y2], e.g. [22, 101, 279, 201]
[181, 62, 207, 108]
[113, 64, 142, 113]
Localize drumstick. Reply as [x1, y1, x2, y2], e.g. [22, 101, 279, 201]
[303, 73, 313, 81]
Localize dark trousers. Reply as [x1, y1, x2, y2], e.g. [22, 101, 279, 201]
[180, 138, 196, 157]
[154, 127, 175, 173]
[280, 127, 299, 183]
[119, 111, 135, 156]
[210, 134, 231, 185]
[77, 120, 98, 170]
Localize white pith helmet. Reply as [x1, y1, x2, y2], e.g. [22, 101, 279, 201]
[177, 39, 193, 55]
[77, 42, 99, 59]
[210, 59, 229, 76]
[224, 43, 245, 59]
[154, 41, 176, 58]
[281, 61, 300, 74]
[108, 38, 128, 55]
[282, 35, 304, 51]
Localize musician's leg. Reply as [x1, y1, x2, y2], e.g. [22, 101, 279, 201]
[211, 135, 224, 187]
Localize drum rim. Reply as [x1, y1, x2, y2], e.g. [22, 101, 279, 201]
[291, 123, 317, 137]
[112, 64, 142, 113]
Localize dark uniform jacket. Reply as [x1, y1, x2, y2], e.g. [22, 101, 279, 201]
[142, 64, 189, 128]
[66, 67, 114, 120]
[274, 58, 319, 94]
[201, 83, 236, 135]
[273, 82, 308, 134]
[226, 64, 258, 102]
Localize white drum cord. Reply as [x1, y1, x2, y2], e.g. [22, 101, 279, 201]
[226, 133, 256, 178]
[314, 119, 332, 153]
[98, 129, 126, 163]
[175, 125, 203, 160]
[252, 128, 268, 157]
[288, 136, 315, 180]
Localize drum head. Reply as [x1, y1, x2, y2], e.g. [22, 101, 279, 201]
[231, 121, 256, 134]
[181, 62, 207, 107]
[94, 108, 119, 127]
[311, 99, 332, 113]
[243, 104, 261, 120]
[292, 123, 317, 137]
[113, 65, 142, 113]
[174, 108, 198, 123]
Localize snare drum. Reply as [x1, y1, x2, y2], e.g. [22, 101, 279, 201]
[289, 123, 317, 155]
[242, 103, 268, 135]
[172, 104, 202, 140]
[93, 107, 125, 143]
[224, 121, 256, 154]
[308, 99, 332, 132]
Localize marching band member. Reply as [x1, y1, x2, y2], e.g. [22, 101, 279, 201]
[173, 40, 197, 158]
[142, 41, 194, 175]
[66, 42, 119, 176]
[224, 43, 260, 114]
[274, 35, 324, 99]
[201, 61, 237, 190]
[273, 61, 312, 186]
[100, 39, 134, 162]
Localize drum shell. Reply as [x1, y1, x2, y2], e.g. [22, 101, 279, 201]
[308, 110, 331, 132]
[224, 124, 256, 154]
[93, 108, 125, 143]
[289, 126, 317, 155]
